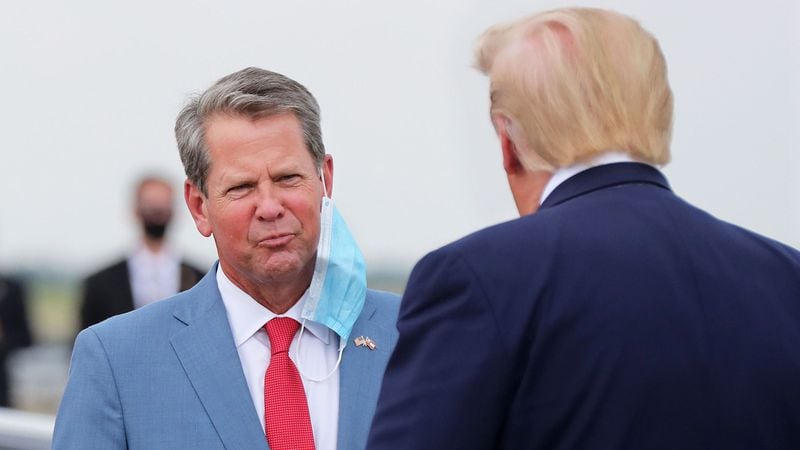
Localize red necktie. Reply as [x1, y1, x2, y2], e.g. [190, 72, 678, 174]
[264, 317, 316, 450]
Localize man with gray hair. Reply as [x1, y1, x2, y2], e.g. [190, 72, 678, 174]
[368, 8, 800, 450]
[54, 67, 399, 450]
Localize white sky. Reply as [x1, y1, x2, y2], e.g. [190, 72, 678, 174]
[1, 0, 798, 278]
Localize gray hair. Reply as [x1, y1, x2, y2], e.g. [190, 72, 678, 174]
[175, 67, 325, 195]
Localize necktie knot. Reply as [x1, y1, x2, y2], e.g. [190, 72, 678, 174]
[265, 317, 300, 355]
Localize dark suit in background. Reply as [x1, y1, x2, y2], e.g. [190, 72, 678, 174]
[79, 174, 205, 330]
[0, 276, 32, 407]
[80, 259, 203, 329]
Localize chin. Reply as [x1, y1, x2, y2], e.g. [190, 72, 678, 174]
[259, 257, 311, 281]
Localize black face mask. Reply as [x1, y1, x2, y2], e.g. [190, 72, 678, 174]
[142, 219, 169, 240]
[139, 205, 172, 240]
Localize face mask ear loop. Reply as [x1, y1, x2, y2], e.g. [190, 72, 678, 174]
[294, 318, 344, 383]
[321, 168, 329, 198]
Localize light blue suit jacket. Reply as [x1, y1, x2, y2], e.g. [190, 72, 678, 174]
[53, 268, 399, 449]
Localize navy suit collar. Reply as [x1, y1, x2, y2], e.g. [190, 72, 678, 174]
[540, 162, 671, 210]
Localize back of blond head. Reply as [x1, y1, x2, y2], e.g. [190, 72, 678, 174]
[475, 8, 673, 169]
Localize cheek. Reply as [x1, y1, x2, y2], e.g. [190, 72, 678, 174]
[213, 204, 253, 241]
[289, 197, 322, 234]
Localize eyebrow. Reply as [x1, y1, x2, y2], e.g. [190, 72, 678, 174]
[216, 171, 253, 189]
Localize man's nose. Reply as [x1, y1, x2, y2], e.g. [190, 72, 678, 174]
[254, 187, 284, 221]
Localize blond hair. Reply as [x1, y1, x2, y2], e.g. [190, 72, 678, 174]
[475, 8, 673, 170]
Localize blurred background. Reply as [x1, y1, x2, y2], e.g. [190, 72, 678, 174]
[0, 0, 797, 422]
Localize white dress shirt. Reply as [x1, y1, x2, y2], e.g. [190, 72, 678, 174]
[217, 266, 340, 450]
[127, 245, 181, 309]
[540, 151, 645, 205]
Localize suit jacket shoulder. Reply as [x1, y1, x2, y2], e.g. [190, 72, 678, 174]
[370, 163, 800, 449]
[363, 289, 400, 324]
[80, 258, 132, 329]
[56, 270, 268, 449]
[84, 258, 128, 285]
[179, 260, 206, 291]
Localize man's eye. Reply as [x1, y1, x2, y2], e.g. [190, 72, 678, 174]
[278, 174, 300, 182]
[227, 184, 253, 194]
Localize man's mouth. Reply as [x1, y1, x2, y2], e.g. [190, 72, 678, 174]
[257, 233, 295, 248]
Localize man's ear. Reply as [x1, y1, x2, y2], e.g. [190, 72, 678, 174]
[184, 180, 212, 237]
[322, 154, 333, 198]
[492, 115, 524, 175]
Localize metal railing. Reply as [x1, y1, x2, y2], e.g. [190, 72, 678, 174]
[0, 408, 53, 450]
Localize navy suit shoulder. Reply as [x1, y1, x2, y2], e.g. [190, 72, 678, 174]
[369, 163, 800, 450]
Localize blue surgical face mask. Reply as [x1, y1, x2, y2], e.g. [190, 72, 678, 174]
[295, 170, 367, 382]
[301, 196, 367, 349]
[300, 168, 366, 341]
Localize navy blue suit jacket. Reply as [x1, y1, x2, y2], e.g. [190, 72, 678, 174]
[368, 163, 800, 449]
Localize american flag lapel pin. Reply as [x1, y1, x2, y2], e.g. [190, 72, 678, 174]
[354, 336, 377, 350]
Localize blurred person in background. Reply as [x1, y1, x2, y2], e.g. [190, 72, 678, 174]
[0, 273, 32, 407]
[54, 67, 399, 450]
[368, 7, 800, 450]
[79, 175, 204, 329]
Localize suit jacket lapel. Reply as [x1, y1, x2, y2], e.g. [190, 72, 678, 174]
[338, 297, 399, 450]
[541, 162, 671, 210]
[170, 271, 267, 450]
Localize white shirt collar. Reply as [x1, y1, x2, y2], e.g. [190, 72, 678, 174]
[540, 151, 642, 205]
[127, 244, 182, 309]
[129, 243, 180, 265]
[216, 265, 332, 348]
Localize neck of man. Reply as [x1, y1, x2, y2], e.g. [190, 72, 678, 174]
[142, 236, 166, 253]
[254, 282, 309, 314]
[223, 263, 314, 315]
[509, 169, 553, 216]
